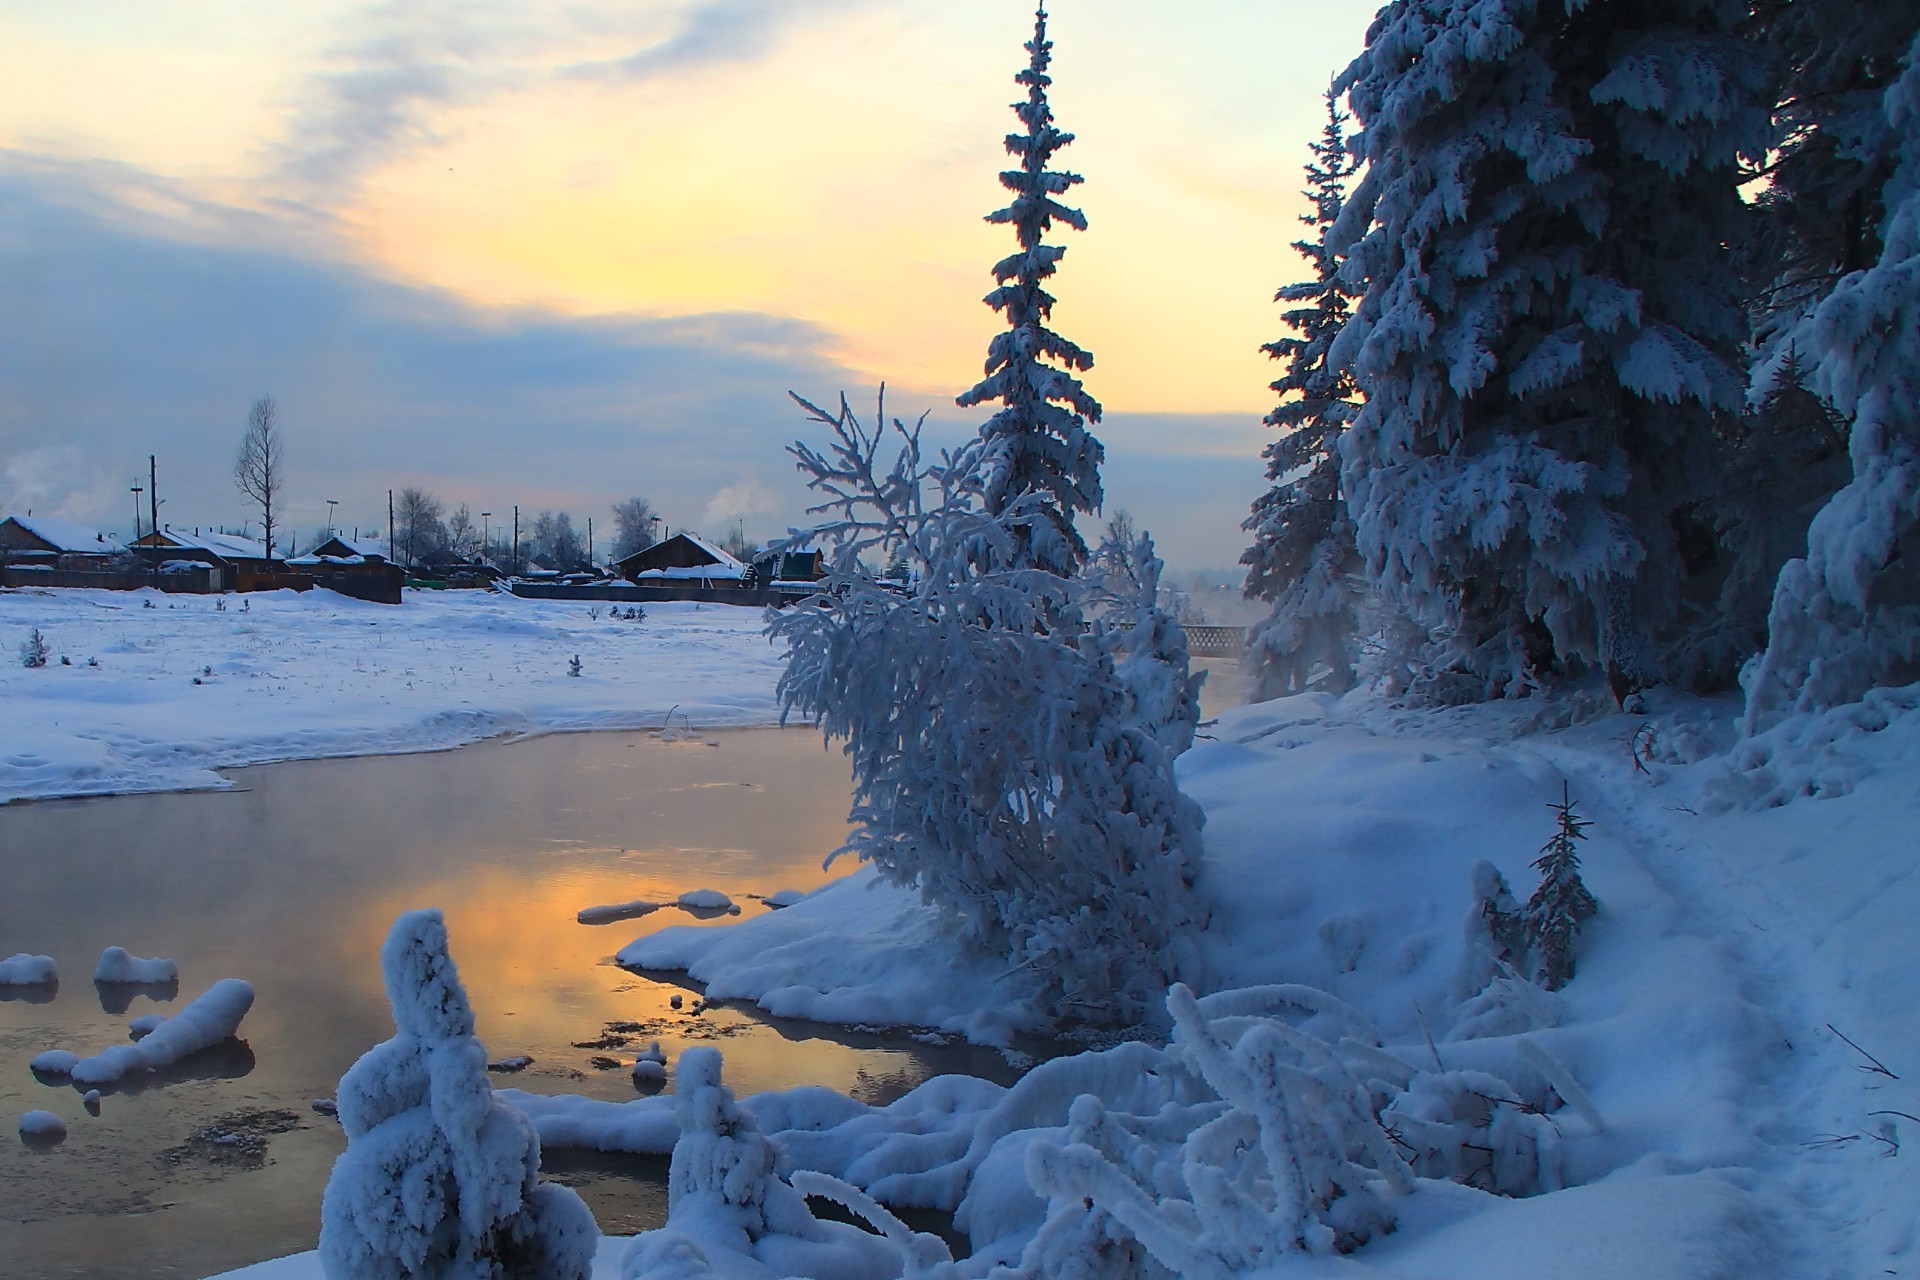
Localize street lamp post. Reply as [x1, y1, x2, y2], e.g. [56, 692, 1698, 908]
[131, 485, 144, 540]
[481, 512, 492, 561]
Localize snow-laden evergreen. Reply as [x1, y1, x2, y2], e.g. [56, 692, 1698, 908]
[1743, 33, 1920, 732]
[1242, 89, 1366, 700]
[771, 392, 1202, 1025]
[1749, 0, 1920, 337]
[319, 909, 596, 1280]
[954, 5, 1105, 576]
[1331, 0, 1768, 700]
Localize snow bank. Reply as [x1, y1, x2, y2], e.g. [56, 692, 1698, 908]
[68, 978, 253, 1085]
[93, 946, 179, 984]
[619, 866, 1037, 1044]
[0, 953, 56, 985]
[0, 591, 786, 805]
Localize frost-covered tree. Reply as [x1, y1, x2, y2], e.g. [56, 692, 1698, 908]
[772, 391, 1202, 1024]
[1332, 0, 1769, 700]
[320, 910, 595, 1280]
[1243, 89, 1366, 701]
[1523, 786, 1598, 991]
[1743, 33, 1920, 730]
[1084, 527, 1205, 758]
[1675, 346, 1851, 689]
[1749, 0, 1920, 337]
[955, 5, 1105, 576]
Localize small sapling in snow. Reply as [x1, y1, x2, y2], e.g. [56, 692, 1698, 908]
[19, 628, 49, 668]
[59, 655, 71, 666]
[567, 654, 583, 677]
[1524, 783, 1599, 990]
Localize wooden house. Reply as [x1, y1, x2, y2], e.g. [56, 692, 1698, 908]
[131, 528, 285, 591]
[287, 535, 406, 604]
[0, 516, 127, 570]
[614, 533, 748, 588]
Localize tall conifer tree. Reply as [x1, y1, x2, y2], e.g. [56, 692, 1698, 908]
[1243, 89, 1365, 699]
[957, 5, 1104, 576]
[1333, 0, 1768, 701]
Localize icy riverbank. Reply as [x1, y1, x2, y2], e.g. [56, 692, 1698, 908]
[196, 681, 1920, 1278]
[0, 588, 784, 805]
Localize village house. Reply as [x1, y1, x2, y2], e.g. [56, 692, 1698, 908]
[0, 516, 128, 571]
[286, 535, 407, 605]
[614, 532, 748, 589]
[131, 528, 286, 592]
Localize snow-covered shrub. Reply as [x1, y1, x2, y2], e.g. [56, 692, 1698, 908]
[20, 627, 49, 668]
[320, 909, 595, 1280]
[1524, 787, 1599, 990]
[1332, 0, 1767, 698]
[1742, 33, 1920, 731]
[772, 392, 1203, 1025]
[1000, 980, 1600, 1278]
[1449, 860, 1528, 1006]
[623, 1046, 955, 1280]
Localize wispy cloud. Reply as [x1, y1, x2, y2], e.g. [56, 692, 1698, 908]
[267, 0, 877, 208]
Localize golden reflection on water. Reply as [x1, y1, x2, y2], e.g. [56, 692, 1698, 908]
[0, 728, 1007, 1280]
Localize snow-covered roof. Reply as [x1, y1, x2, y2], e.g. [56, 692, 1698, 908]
[149, 529, 271, 559]
[678, 533, 746, 571]
[634, 564, 748, 581]
[5, 515, 125, 554]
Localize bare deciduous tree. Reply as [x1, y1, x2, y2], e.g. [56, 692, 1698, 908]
[394, 487, 446, 570]
[234, 395, 285, 556]
[610, 496, 658, 561]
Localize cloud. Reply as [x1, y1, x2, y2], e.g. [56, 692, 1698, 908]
[0, 159, 851, 543]
[267, 0, 879, 206]
[567, 0, 872, 83]
[702, 474, 781, 530]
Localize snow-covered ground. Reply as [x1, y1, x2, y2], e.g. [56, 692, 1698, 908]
[0, 587, 784, 805]
[7, 585, 1910, 1276]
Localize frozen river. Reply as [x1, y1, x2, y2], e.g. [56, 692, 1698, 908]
[0, 728, 1015, 1279]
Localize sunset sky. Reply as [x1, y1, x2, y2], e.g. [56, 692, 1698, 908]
[0, 0, 1375, 569]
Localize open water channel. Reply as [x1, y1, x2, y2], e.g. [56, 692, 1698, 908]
[0, 728, 1018, 1280]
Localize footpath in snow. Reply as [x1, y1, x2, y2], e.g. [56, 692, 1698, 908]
[0, 587, 785, 805]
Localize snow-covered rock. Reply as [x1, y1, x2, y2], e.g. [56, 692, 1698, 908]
[29, 1049, 79, 1076]
[18, 1110, 66, 1141]
[68, 978, 253, 1086]
[673, 890, 734, 912]
[94, 946, 179, 984]
[0, 953, 57, 985]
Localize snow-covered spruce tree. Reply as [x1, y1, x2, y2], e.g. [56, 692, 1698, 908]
[771, 392, 1203, 1025]
[1675, 345, 1851, 689]
[1084, 525, 1206, 759]
[1331, 0, 1769, 700]
[955, 4, 1104, 577]
[1742, 33, 1920, 732]
[1523, 785, 1598, 991]
[1242, 88, 1366, 701]
[1748, 0, 1920, 339]
[320, 910, 596, 1280]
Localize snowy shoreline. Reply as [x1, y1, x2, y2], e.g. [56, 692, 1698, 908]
[0, 587, 789, 806]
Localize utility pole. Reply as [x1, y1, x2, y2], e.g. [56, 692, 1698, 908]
[326, 499, 338, 537]
[587, 517, 594, 567]
[388, 490, 396, 565]
[481, 512, 492, 561]
[148, 456, 158, 542]
[131, 484, 144, 540]
[511, 506, 520, 574]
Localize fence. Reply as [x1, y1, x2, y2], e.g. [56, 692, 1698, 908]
[1184, 625, 1248, 658]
